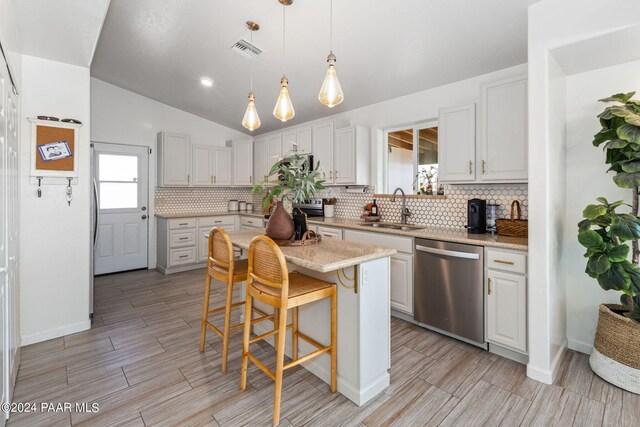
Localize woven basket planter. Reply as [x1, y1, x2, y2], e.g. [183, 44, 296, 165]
[589, 304, 640, 394]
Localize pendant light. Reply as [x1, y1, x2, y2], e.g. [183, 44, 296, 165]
[318, 0, 344, 107]
[242, 21, 261, 131]
[273, 0, 295, 122]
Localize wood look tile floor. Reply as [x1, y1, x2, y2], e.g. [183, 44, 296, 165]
[9, 268, 639, 426]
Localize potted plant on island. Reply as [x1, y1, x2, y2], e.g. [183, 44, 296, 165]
[578, 91, 640, 394]
[252, 154, 325, 241]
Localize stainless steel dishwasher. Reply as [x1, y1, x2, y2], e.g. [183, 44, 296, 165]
[414, 238, 486, 348]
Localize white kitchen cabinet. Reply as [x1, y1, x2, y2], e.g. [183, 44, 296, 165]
[267, 135, 283, 168]
[157, 132, 191, 186]
[480, 75, 528, 182]
[316, 226, 343, 240]
[343, 229, 414, 315]
[197, 216, 236, 263]
[312, 121, 334, 182]
[283, 126, 312, 155]
[192, 145, 213, 186]
[213, 147, 232, 186]
[231, 140, 254, 186]
[254, 137, 269, 184]
[438, 104, 476, 183]
[334, 126, 370, 185]
[240, 216, 264, 230]
[485, 248, 527, 354]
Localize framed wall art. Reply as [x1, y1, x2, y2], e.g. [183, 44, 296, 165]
[29, 118, 82, 178]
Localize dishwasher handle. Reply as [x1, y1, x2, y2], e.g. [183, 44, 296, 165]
[415, 245, 480, 260]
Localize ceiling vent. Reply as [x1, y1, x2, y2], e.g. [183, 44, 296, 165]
[231, 38, 263, 59]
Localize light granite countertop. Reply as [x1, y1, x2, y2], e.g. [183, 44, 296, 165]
[226, 229, 396, 273]
[155, 211, 527, 251]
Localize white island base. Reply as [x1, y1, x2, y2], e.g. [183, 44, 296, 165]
[246, 257, 391, 406]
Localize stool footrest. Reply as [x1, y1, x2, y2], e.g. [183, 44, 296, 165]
[249, 324, 292, 344]
[296, 331, 326, 351]
[247, 352, 275, 380]
[284, 346, 331, 370]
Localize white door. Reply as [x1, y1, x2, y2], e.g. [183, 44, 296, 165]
[390, 252, 413, 315]
[94, 143, 149, 275]
[334, 127, 356, 184]
[438, 104, 476, 182]
[312, 121, 334, 182]
[480, 76, 528, 182]
[213, 147, 232, 186]
[0, 60, 7, 419]
[486, 270, 527, 353]
[192, 145, 213, 186]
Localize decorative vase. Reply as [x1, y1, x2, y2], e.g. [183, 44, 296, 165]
[590, 304, 640, 394]
[265, 201, 294, 241]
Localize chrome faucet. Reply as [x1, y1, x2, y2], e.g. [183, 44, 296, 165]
[391, 188, 411, 224]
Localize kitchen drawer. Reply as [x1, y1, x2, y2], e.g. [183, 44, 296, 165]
[169, 229, 196, 248]
[240, 216, 263, 228]
[169, 248, 196, 266]
[486, 248, 526, 274]
[344, 229, 412, 254]
[199, 216, 236, 227]
[169, 218, 197, 229]
[317, 226, 343, 240]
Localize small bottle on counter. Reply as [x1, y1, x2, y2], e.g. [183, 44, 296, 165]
[371, 199, 379, 216]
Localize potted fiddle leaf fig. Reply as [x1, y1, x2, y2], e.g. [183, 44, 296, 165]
[252, 154, 325, 240]
[578, 91, 640, 394]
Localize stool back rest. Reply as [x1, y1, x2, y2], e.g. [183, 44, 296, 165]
[208, 227, 234, 275]
[247, 235, 289, 300]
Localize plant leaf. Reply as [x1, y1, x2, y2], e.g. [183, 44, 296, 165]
[612, 172, 640, 188]
[582, 204, 607, 220]
[588, 254, 611, 274]
[622, 262, 640, 296]
[621, 160, 640, 172]
[599, 92, 636, 103]
[608, 244, 630, 262]
[611, 214, 640, 241]
[596, 262, 630, 291]
[593, 129, 618, 146]
[617, 124, 640, 144]
[578, 230, 605, 250]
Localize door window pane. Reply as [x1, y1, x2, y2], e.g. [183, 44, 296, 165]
[99, 154, 138, 182]
[100, 183, 138, 209]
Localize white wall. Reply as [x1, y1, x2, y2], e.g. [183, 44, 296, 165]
[19, 55, 91, 344]
[0, 0, 21, 89]
[565, 60, 640, 353]
[90, 78, 249, 268]
[527, 0, 640, 384]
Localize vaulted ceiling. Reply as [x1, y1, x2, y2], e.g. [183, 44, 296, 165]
[91, 0, 539, 134]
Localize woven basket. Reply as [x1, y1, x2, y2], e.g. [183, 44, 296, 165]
[496, 200, 528, 238]
[590, 304, 640, 394]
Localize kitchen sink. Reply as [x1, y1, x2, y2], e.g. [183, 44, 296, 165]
[358, 222, 425, 231]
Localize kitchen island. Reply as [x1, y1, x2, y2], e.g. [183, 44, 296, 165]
[227, 229, 396, 406]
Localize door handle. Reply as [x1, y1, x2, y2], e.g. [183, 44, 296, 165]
[415, 245, 480, 260]
[93, 178, 99, 248]
[141, 215, 147, 220]
[488, 278, 492, 295]
[141, 206, 147, 211]
[469, 160, 473, 175]
[482, 160, 486, 175]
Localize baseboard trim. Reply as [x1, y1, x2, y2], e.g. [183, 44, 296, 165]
[526, 339, 567, 384]
[568, 338, 593, 355]
[21, 320, 91, 346]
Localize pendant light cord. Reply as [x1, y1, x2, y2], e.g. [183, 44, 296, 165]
[330, 0, 333, 52]
[250, 28, 254, 91]
[282, 4, 286, 76]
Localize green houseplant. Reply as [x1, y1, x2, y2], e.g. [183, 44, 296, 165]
[252, 154, 325, 240]
[578, 91, 640, 394]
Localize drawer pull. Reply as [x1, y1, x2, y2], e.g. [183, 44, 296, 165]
[178, 237, 189, 241]
[178, 223, 189, 226]
[494, 259, 514, 265]
[179, 255, 189, 259]
[214, 221, 222, 223]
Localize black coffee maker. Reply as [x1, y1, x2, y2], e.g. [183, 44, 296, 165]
[467, 199, 487, 234]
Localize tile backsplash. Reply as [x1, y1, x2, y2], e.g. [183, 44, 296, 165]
[155, 184, 527, 229]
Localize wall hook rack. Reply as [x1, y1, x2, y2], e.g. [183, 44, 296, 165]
[66, 177, 73, 206]
[36, 176, 42, 198]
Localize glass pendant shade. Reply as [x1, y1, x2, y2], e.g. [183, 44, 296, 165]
[318, 54, 344, 107]
[242, 92, 261, 131]
[273, 76, 295, 122]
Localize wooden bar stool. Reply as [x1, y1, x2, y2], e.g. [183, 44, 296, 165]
[240, 235, 337, 426]
[199, 227, 272, 373]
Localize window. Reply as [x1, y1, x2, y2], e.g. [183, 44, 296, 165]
[98, 154, 139, 209]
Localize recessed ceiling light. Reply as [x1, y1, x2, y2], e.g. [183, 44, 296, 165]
[200, 77, 213, 87]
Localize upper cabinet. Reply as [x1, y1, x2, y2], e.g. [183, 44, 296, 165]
[479, 75, 528, 182]
[213, 147, 232, 186]
[334, 126, 370, 185]
[231, 139, 254, 186]
[312, 121, 334, 182]
[283, 126, 312, 155]
[439, 75, 528, 184]
[192, 145, 213, 186]
[157, 132, 191, 186]
[438, 104, 477, 183]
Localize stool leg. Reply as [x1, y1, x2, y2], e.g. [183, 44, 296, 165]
[272, 308, 279, 352]
[199, 273, 212, 353]
[221, 278, 234, 373]
[292, 306, 298, 361]
[273, 306, 288, 426]
[240, 293, 253, 391]
[330, 289, 337, 393]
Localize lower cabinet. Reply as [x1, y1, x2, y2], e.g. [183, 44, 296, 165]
[343, 229, 413, 315]
[485, 248, 527, 354]
[157, 215, 236, 274]
[316, 226, 343, 240]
